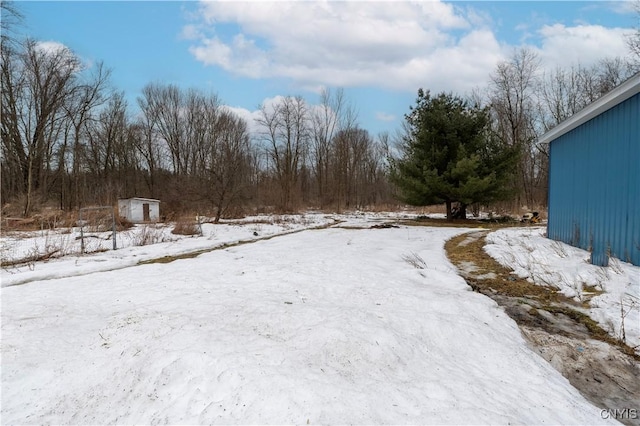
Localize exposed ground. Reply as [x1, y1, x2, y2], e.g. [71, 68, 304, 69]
[444, 229, 640, 426]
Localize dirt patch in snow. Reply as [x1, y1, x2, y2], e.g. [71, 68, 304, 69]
[445, 230, 640, 426]
[522, 327, 640, 420]
[137, 219, 340, 266]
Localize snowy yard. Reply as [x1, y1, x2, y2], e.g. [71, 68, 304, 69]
[1, 214, 335, 287]
[485, 227, 640, 352]
[1, 216, 630, 424]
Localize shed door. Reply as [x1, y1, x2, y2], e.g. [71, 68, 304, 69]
[143, 203, 150, 221]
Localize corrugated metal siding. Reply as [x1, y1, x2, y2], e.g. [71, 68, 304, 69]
[548, 92, 640, 266]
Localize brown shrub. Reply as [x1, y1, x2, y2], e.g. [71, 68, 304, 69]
[171, 220, 201, 236]
[116, 216, 134, 231]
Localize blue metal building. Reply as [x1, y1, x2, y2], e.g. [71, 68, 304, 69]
[539, 73, 640, 267]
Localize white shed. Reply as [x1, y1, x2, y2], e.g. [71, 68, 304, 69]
[117, 198, 160, 223]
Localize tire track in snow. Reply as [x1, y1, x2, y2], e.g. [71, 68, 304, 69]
[2, 219, 341, 288]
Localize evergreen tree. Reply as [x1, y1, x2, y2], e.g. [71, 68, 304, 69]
[390, 90, 518, 220]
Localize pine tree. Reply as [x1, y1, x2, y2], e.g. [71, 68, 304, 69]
[390, 90, 518, 220]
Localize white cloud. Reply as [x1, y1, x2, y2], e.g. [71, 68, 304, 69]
[605, 1, 638, 15]
[185, 0, 499, 93]
[223, 105, 262, 136]
[536, 24, 632, 69]
[189, 37, 233, 68]
[224, 95, 287, 137]
[225, 94, 351, 140]
[179, 24, 203, 41]
[34, 40, 86, 73]
[35, 40, 68, 55]
[376, 112, 396, 122]
[185, 1, 634, 95]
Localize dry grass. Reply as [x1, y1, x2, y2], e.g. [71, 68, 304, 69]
[581, 284, 605, 308]
[443, 231, 639, 359]
[116, 216, 134, 231]
[140, 218, 338, 265]
[132, 225, 167, 246]
[171, 220, 202, 236]
[401, 252, 428, 269]
[444, 232, 562, 301]
[539, 304, 627, 349]
[2, 209, 78, 233]
[400, 216, 523, 230]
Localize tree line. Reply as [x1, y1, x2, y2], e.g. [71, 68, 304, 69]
[0, 5, 393, 218]
[2, 1, 639, 220]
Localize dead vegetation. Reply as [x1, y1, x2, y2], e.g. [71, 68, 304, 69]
[400, 216, 522, 229]
[138, 218, 339, 266]
[444, 231, 638, 359]
[442, 229, 640, 425]
[171, 219, 202, 236]
[445, 231, 562, 302]
[2, 208, 75, 233]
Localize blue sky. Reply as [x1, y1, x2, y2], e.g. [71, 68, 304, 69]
[18, 1, 638, 136]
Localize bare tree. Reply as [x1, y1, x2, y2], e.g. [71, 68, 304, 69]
[627, 0, 640, 71]
[129, 120, 162, 199]
[310, 88, 356, 207]
[1, 39, 84, 215]
[204, 109, 253, 222]
[64, 61, 110, 209]
[139, 83, 189, 176]
[493, 50, 633, 211]
[361, 132, 392, 207]
[539, 66, 584, 130]
[83, 91, 140, 203]
[595, 57, 634, 93]
[1, 36, 23, 200]
[185, 89, 215, 177]
[1, 0, 23, 51]
[138, 87, 226, 188]
[538, 58, 634, 133]
[135, 89, 167, 198]
[330, 127, 371, 210]
[489, 47, 541, 208]
[257, 96, 310, 212]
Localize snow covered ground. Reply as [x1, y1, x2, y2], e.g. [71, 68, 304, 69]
[1, 217, 619, 424]
[1, 214, 335, 287]
[485, 226, 640, 353]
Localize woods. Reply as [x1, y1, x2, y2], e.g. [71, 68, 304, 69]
[0, 39, 393, 217]
[1, 0, 639, 220]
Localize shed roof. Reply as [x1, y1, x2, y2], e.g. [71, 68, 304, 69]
[538, 72, 640, 145]
[119, 197, 160, 203]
